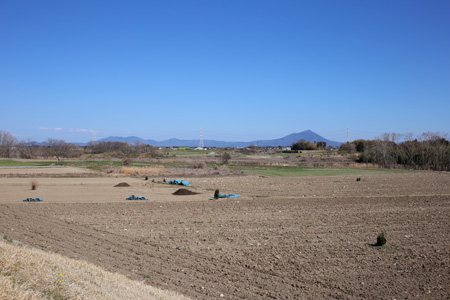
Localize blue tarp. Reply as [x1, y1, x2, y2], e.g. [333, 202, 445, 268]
[126, 195, 149, 200]
[23, 197, 43, 202]
[166, 179, 191, 186]
[211, 194, 241, 199]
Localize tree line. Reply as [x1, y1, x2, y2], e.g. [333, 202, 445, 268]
[339, 132, 450, 171]
[0, 130, 161, 164]
[2, 130, 449, 171]
[291, 139, 327, 151]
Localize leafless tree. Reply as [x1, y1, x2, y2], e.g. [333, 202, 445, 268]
[43, 138, 73, 164]
[0, 130, 18, 158]
[357, 132, 450, 171]
[17, 139, 40, 159]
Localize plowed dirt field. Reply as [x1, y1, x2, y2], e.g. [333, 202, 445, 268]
[1, 168, 449, 299]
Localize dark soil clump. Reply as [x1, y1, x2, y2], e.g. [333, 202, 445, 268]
[114, 182, 130, 187]
[173, 188, 199, 196]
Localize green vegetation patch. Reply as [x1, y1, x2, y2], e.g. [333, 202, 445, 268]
[165, 150, 210, 157]
[0, 159, 55, 167]
[234, 165, 410, 177]
[63, 160, 192, 171]
[63, 160, 123, 171]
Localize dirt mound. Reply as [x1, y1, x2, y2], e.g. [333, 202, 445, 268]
[114, 182, 130, 187]
[172, 188, 199, 196]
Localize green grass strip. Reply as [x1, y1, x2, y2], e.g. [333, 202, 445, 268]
[0, 159, 55, 167]
[237, 165, 410, 177]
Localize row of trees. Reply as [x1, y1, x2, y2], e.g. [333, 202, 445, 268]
[340, 133, 450, 171]
[291, 139, 327, 151]
[2, 130, 449, 170]
[0, 130, 162, 163]
[86, 141, 161, 157]
[1, 130, 84, 164]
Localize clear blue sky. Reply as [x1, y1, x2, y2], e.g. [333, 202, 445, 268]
[1, 0, 449, 143]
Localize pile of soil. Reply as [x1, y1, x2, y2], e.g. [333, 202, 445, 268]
[172, 188, 199, 196]
[114, 182, 130, 187]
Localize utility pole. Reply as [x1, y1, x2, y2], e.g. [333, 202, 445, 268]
[347, 126, 349, 143]
[199, 128, 204, 149]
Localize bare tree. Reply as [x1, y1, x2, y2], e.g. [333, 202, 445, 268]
[0, 130, 18, 158]
[17, 139, 40, 159]
[357, 132, 450, 171]
[43, 138, 72, 164]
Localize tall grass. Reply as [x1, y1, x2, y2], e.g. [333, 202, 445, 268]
[119, 166, 166, 176]
[0, 239, 191, 300]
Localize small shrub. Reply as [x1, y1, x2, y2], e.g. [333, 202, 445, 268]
[214, 189, 220, 200]
[31, 180, 38, 190]
[221, 152, 231, 164]
[122, 158, 132, 165]
[374, 231, 387, 246]
[190, 162, 205, 169]
[356, 177, 361, 182]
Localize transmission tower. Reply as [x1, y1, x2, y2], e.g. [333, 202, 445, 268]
[199, 128, 204, 149]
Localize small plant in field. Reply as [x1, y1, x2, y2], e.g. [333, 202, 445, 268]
[3, 235, 13, 243]
[214, 189, 220, 200]
[31, 180, 38, 190]
[46, 273, 66, 300]
[122, 158, 132, 165]
[190, 161, 205, 169]
[356, 177, 361, 182]
[373, 231, 387, 247]
[144, 274, 151, 279]
[221, 152, 231, 164]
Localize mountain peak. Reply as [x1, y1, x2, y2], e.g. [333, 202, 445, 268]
[98, 130, 342, 147]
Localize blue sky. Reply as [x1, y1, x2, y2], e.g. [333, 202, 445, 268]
[1, 0, 449, 143]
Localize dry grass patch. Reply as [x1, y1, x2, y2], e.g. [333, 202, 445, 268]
[119, 166, 166, 176]
[0, 239, 191, 300]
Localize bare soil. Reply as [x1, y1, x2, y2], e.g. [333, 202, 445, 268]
[0, 167, 449, 299]
[173, 188, 200, 195]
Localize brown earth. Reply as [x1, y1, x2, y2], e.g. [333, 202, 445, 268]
[0, 168, 449, 299]
[173, 188, 200, 196]
[114, 182, 131, 187]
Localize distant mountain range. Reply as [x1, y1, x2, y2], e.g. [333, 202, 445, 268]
[97, 130, 342, 147]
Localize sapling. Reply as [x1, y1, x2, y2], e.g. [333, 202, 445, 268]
[374, 231, 387, 246]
